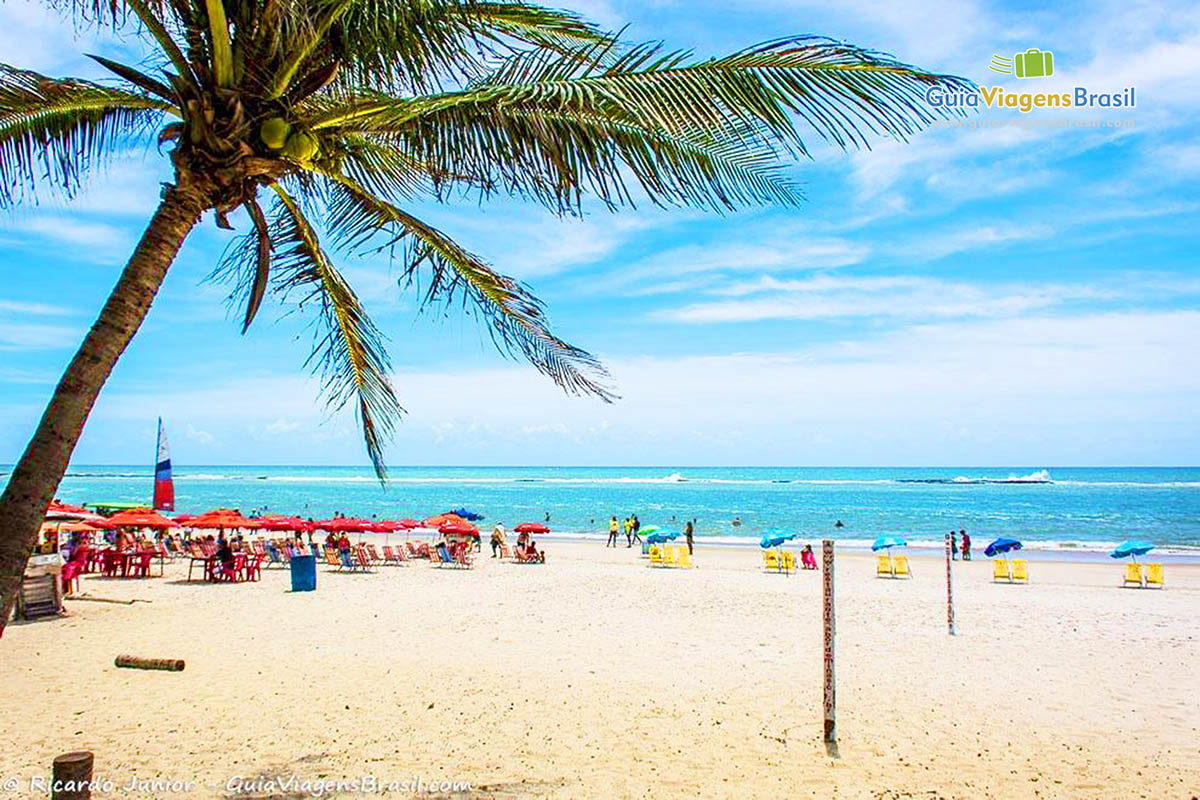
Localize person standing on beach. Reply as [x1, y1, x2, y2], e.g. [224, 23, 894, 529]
[624, 516, 633, 547]
[631, 515, 642, 545]
[607, 516, 619, 548]
[960, 529, 971, 561]
[490, 524, 506, 558]
[950, 531, 958, 560]
[684, 520, 695, 555]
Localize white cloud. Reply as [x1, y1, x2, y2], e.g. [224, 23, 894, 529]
[0, 300, 73, 315]
[185, 424, 215, 445]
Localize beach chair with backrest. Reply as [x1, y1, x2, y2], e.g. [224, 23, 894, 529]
[243, 553, 265, 581]
[676, 548, 694, 569]
[781, 551, 795, 575]
[1010, 559, 1028, 583]
[664, 546, 679, 568]
[763, 550, 778, 572]
[365, 544, 383, 565]
[1123, 562, 1143, 588]
[1145, 563, 1164, 589]
[893, 555, 912, 578]
[353, 545, 375, 572]
[324, 548, 341, 569]
[876, 554, 894, 578]
[649, 545, 663, 567]
[993, 559, 1011, 582]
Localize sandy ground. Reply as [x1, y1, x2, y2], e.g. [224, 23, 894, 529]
[1, 541, 1198, 799]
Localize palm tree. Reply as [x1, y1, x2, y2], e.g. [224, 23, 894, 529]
[0, 0, 969, 627]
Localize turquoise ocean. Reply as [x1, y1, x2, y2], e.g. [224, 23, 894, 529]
[31, 465, 1200, 554]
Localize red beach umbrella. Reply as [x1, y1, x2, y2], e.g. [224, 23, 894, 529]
[438, 519, 480, 540]
[186, 509, 259, 529]
[257, 515, 312, 532]
[514, 522, 551, 534]
[103, 508, 179, 529]
[424, 513, 465, 528]
[398, 518, 422, 529]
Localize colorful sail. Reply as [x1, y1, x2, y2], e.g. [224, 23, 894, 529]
[153, 417, 174, 511]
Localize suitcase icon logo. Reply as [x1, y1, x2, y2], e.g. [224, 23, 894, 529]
[989, 49, 1055, 78]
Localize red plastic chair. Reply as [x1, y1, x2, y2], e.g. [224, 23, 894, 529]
[127, 550, 154, 579]
[213, 554, 246, 582]
[99, 549, 122, 577]
[242, 553, 265, 582]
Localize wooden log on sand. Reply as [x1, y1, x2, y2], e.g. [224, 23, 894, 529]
[51, 750, 93, 800]
[114, 655, 185, 671]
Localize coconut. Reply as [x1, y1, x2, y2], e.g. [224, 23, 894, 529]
[282, 130, 320, 162]
[259, 117, 290, 150]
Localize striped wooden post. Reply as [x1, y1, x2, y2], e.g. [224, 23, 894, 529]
[945, 533, 956, 636]
[822, 539, 836, 742]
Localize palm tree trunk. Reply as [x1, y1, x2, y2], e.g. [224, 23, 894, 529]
[0, 184, 207, 635]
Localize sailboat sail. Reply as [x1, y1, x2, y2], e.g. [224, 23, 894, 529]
[153, 417, 174, 511]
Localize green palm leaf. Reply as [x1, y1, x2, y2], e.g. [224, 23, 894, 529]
[268, 186, 403, 478]
[0, 64, 174, 207]
[319, 173, 614, 400]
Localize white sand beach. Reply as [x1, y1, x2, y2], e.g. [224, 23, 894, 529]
[1, 542, 1198, 798]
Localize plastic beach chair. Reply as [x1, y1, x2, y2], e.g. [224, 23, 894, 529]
[649, 545, 663, 566]
[676, 548, 694, 569]
[664, 546, 678, 567]
[876, 554, 894, 578]
[893, 555, 912, 578]
[1123, 562, 1143, 588]
[1010, 559, 1028, 583]
[1145, 563, 1164, 589]
[780, 551, 795, 574]
[763, 550, 778, 572]
[993, 559, 1011, 582]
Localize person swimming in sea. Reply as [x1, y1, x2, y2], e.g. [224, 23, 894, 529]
[835, 520, 845, 528]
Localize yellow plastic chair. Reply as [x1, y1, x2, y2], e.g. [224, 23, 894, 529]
[781, 551, 796, 574]
[763, 549, 779, 572]
[1122, 562, 1143, 588]
[648, 545, 662, 566]
[676, 548, 693, 568]
[1145, 563, 1164, 588]
[893, 555, 912, 578]
[876, 554, 893, 578]
[992, 558, 1011, 582]
[1010, 559, 1028, 583]
[664, 546, 678, 567]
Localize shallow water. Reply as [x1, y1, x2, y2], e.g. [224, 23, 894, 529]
[34, 465, 1200, 552]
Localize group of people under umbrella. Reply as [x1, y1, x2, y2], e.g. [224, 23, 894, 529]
[45, 500, 556, 582]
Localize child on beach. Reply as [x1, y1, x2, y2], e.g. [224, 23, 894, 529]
[801, 544, 817, 570]
[961, 529, 971, 560]
[950, 531, 958, 560]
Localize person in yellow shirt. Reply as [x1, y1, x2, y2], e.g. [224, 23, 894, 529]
[607, 516, 619, 548]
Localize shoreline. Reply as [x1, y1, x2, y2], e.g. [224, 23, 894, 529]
[530, 532, 1200, 562]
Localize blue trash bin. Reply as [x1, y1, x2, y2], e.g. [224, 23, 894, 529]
[290, 554, 316, 592]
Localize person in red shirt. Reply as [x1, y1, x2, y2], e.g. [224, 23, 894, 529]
[960, 529, 971, 561]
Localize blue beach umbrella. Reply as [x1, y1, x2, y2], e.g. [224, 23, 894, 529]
[1110, 540, 1155, 561]
[450, 508, 484, 521]
[985, 537, 1023, 558]
[759, 532, 798, 549]
[871, 535, 907, 552]
[646, 529, 678, 545]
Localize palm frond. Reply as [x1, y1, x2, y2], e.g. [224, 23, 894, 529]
[300, 0, 616, 95]
[0, 64, 174, 207]
[268, 185, 403, 480]
[319, 172, 615, 401]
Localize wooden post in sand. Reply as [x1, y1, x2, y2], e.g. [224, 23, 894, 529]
[822, 539, 836, 742]
[51, 751, 93, 800]
[945, 533, 956, 636]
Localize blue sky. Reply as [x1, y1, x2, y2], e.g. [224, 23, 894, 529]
[1, 0, 1198, 467]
